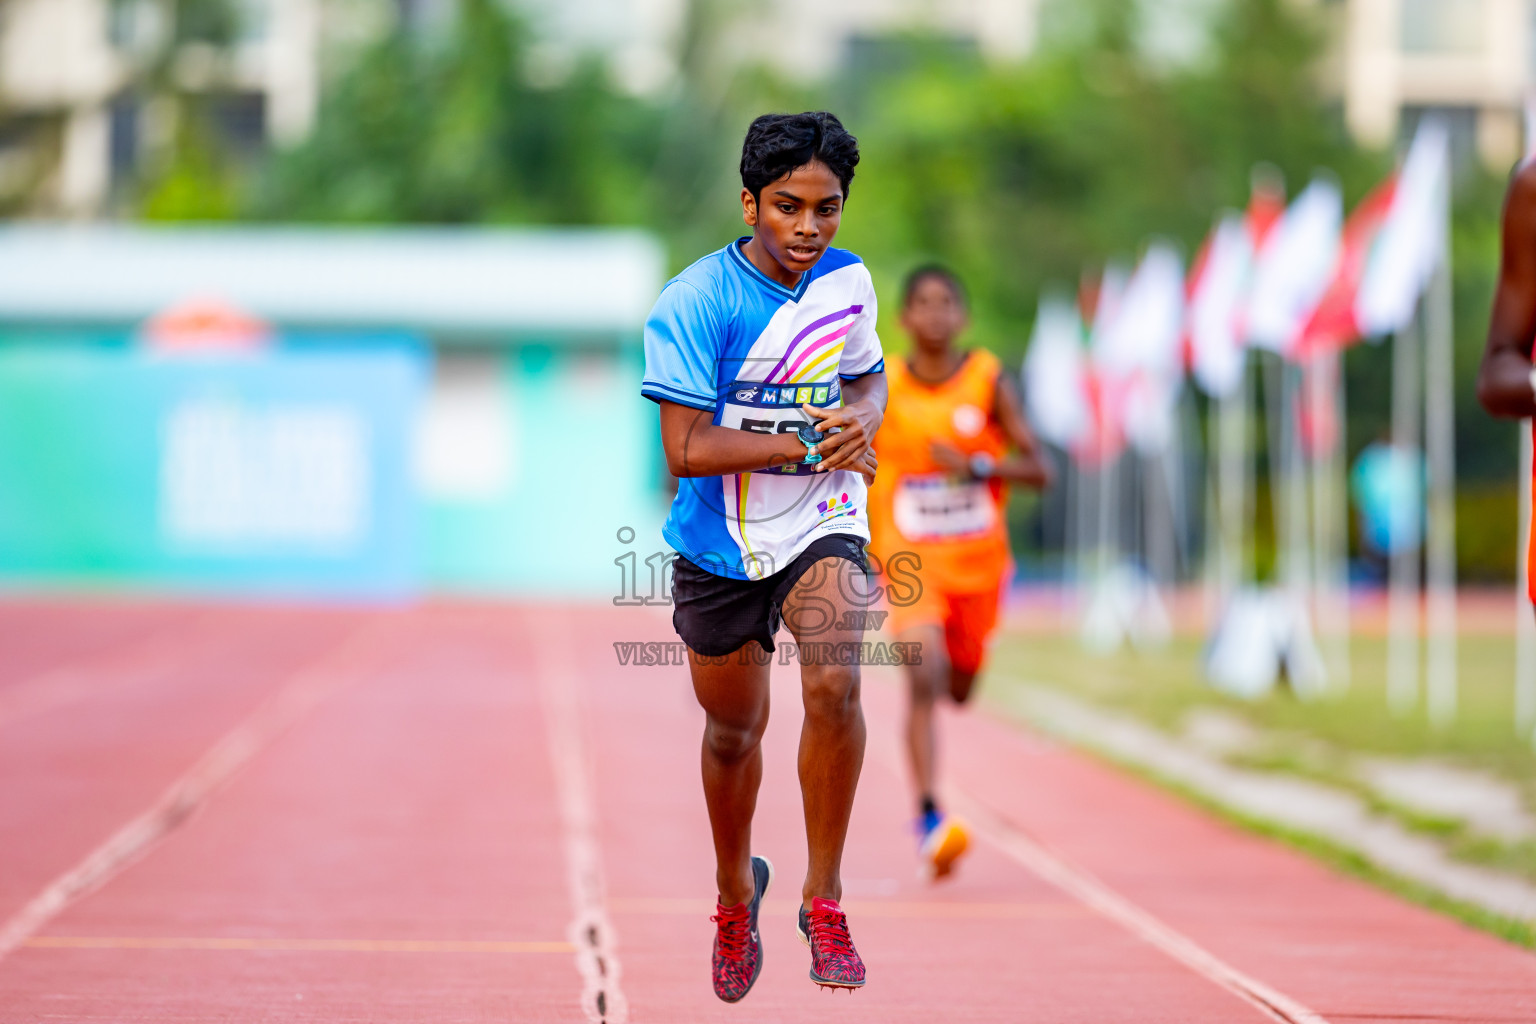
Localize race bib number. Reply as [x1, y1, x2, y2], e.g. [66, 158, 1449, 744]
[893, 473, 996, 541]
[718, 379, 841, 475]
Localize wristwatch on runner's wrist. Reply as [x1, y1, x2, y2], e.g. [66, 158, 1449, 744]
[968, 452, 997, 480]
[797, 425, 827, 465]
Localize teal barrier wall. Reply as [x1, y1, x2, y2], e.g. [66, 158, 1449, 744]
[421, 344, 669, 597]
[0, 338, 669, 598]
[0, 345, 426, 597]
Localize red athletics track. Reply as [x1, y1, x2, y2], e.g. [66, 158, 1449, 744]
[0, 598, 1532, 1022]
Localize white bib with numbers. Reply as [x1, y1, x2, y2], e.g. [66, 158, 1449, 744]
[892, 473, 997, 542]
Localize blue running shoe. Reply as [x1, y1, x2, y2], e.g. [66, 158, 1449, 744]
[917, 812, 970, 881]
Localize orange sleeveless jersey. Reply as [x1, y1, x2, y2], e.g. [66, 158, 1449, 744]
[867, 349, 1011, 594]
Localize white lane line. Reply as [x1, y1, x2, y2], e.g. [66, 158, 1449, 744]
[948, 787, 1332, 1024]
[531, 614, 629, 1024]
[0, 620, 391, 965]
[861, 681, 1329, 1024]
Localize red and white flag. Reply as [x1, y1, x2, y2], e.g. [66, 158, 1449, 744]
[1296, 178, 1395, 357]
[1245, 178, 1343, 357]
[1356, 120, 1449, 338]
[1076, 266, 1129, 465]
[1186, 213, 1252, 398]
[1298, 119, 1449, 353]
[1095, 243, 1186, 454]
[1186, 175, 1286, 396]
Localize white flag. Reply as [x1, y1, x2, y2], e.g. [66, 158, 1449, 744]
[1096, 244, 1185, 454]
[1023, 294, 1089, 448]
[1356, 119, 1449, 338]
[1246, 178, 1343, 356]
[1097, 243, 1185, 375]
[1187, 213, 1253, 398]
[1088, 263, 1129, 362]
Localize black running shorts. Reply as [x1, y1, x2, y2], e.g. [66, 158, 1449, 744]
[671, 535, 870, 657]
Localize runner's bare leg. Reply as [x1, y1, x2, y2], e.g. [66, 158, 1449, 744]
[783, 556, 868, 909]
[899, 623, 947, 804]
[691, 646, 771, 907]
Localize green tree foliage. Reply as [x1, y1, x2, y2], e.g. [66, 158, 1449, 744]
[828, 0, 1386, 359]
[127, 0, 1512, 528]
[131, 0, 249, 219]
[248, 0, 663, 223]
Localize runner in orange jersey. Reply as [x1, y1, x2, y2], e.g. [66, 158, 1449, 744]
[867, 266, 1052, 879]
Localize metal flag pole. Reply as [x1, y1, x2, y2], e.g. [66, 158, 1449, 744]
[1063, 452, 1080, 628]
[1310, 349, 1352, 690]
[1213, 375, 1249, 603]
[1203, 405, 1223, 629]
[1267, 352, 1313, 663]
[1423, 235, 1458, 728]
[1387, 310, 1423, 715]
[1144, 442, 1180, 597]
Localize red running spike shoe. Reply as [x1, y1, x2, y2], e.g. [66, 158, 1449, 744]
[710, 855, 772, 1002]
[796, 897, 866, 990]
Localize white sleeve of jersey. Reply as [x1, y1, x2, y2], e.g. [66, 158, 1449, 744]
[839, 267, 884, 380]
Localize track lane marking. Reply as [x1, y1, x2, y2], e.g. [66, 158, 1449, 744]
[526, 612, 629, 1024]
[861, 684, 1330, 1024]
[0, 618, 395, 967]
[948, 787, 1331, 1024]
[23, 936, 573, 953]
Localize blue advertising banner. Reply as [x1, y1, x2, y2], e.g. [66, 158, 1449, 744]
[0, 345, 426, 598]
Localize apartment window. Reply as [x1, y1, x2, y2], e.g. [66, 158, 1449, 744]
[109, 95, 139, 182]
[212, 92, 267, 156]
[1400, 0, 1484, 54]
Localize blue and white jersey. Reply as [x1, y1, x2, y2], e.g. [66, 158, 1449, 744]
[642, 239, 884, 580]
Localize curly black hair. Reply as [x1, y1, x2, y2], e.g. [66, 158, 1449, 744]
[739, 112, 859, 203]
[902, 264, 968, 309]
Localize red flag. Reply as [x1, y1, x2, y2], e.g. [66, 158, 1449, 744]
[1246, 175, 1285, 250]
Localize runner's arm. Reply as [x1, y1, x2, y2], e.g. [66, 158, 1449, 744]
[803, 371, 888, 474]
[658, 400, 877, 481]
[991, 372, 1054, 487]
[1477, 164, 1536, 419]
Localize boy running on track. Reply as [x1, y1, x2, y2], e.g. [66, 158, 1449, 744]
[1478, 157, 1536, 602]
[867, 266, 1051, 880]
[641, 111, 886, 1001]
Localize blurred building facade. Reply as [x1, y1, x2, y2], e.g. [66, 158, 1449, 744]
[515, 0, 1043, 93]
[0, 0, 329, 217]
[1327, 0, 1533, 167]
[4, 0, 1532, 216]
